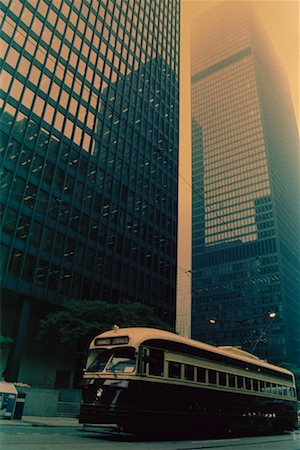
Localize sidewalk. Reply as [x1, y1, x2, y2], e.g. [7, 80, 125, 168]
[0, 416, 80, 427]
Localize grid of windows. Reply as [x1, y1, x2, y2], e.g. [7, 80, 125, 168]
[0, 1, 179, 325]
[190, 4, 300, 365]
[192, 55, 271, 247]
[166, 361, 295, 398]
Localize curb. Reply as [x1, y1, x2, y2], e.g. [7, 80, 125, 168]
[0, 418, 80, 427]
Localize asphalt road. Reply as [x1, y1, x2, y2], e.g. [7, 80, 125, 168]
[1, 424, 300, 450]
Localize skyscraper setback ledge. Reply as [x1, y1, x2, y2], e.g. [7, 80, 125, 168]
[191, 47, 252, 83]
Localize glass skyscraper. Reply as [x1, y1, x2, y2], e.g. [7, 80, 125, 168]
[0, 0, 179, 386]
[191, 4, 300, 365]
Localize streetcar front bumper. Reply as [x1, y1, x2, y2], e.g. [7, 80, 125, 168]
[79, 402, 136, 428]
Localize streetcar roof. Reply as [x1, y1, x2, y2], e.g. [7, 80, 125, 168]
[89, 327, 292, 377]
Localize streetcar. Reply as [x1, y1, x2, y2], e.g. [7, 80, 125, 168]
[79, 327, 298, 435]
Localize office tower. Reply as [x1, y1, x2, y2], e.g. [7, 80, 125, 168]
[191, 4, 300, 365]
[0, 0, 179, 386]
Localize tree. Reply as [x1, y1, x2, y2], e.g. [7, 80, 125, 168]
[38, 299, 171, 387]
[0, 336, 13, 348]
[39, 299, 170, 349]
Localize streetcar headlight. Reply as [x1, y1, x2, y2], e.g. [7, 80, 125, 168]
[96, 388, 103, 398]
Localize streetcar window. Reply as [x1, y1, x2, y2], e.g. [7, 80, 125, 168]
[106, 348, 136, 373]
[277, 386, 282, 395]
[283, 386, 287, 396]
[184, 364, 195, 381]
[169, 362, 181, 379]
[86, 349, 113, 372]
[288, 387, 295, 397]
[245, 378, 251, 390]
[291, 387, 295, 397]
[272, 383, 277, 394]
[208, 369, 217, 385]
[292, 387, 296, 397]
[197, 367, 206, 383]
[228, 374, 235, 387]
[148, 348, 164, 377]
[237, 376, 244, 389]
[265, 382, 271, 393]
[260, 381, 266, 392]
[219, 372, 227, 386]
[253, 380, 259, 391]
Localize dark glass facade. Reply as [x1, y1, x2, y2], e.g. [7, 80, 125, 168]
[0, 0, 179, 386]
[191, 4, 300, 365]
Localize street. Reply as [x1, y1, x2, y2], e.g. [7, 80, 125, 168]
[1, 423, 300, 450]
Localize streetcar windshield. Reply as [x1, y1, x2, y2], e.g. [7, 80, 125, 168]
[86, 349, 113, 372]
[86, 348, 136, 373]
[106, 348, 136, 373]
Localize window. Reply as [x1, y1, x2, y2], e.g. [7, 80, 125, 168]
[28, 221, 42, 247]
[29, 65, 41, 85]
[1, 70, 12, 92]
[168, 361, 181, 379]
[8, 249, 23, 276]
[287, 387, 293, 397]
[106, 348, 136, 373]
[197, 367, 206, 383]
[54, 232, 64, 256]
[43, 161, 55, 185]
[50, 82, 60, 102]
[0, 168, 12, 195]
[184, 364, 194, 381]
[219, 371, 227, 386]
[228, 374, 235, 387]
[22, 87, 35, 109]
[0, 244, 9, 280]
[10, 78, 23, 101]
[36, 189, 48, 214]
[24, 183, 36, 209]
[44, 103, 55, 123]
[245, 377, 251, 390]
[237, 376, 244, 389]
[3, 208, 18, 235]
[48, 265, 60, 290]
[86, 349, 113, 373]
[283, 386, 287, 396]
[33, 96, 45, 117]
[260, 381, 266, 392]
[16, 215, 30, 240]
[148, 348, 164, 377]
[42, 227, 54, 252]
[22, 254, 36, 281]
[7, 46, 20, 69]
[208, 369, 217, 384]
